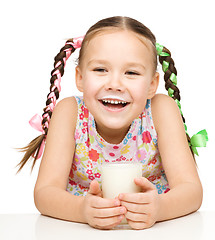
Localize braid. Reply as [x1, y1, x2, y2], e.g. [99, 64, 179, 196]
[156, 44, 194, 156]
[17, 37, 83, 172]
[42, 42, 75, 136]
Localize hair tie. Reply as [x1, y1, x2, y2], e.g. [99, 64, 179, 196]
[69, 36, 85, 49]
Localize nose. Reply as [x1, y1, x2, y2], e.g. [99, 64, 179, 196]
[105, 73, 125, 92]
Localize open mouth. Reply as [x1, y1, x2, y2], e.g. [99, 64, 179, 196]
[99, 99, 129, 109]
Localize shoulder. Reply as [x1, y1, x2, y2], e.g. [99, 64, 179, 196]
[53, 96, 78, 116]
[151, 94, 182, 135]
[55, 96, 78, 111]
[49, 96, 78, 134]
[151, 93, 179, 113]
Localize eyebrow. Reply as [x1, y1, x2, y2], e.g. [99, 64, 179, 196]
[88, 59, 109, 66]
[126, 62, 146, 70]
[88, 59, 146, 70]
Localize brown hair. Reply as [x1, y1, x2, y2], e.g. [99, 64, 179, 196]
[17, 16, 193, 172]
[78, 16, 157, 72]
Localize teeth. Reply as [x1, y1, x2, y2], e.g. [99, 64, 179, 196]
[102, 99, 127, 104]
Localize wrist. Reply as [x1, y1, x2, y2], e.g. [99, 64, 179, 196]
[79, 196, 87, 224]
[156, 193, 167, 222]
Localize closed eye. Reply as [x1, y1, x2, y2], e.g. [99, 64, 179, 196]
[93, 68, 107, 73]
[125, 71, 140, 76]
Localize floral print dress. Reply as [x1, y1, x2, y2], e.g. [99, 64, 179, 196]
[67, 96, 170, 196]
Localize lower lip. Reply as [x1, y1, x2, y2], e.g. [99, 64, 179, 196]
[99, 101, 129, 113]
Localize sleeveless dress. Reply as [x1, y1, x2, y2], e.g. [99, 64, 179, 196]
[67, 96, 170, 196]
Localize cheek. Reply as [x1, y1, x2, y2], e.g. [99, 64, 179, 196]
[82, 77, 102, 110]
[129, 81, 150, 99]
[83, 74, 105, 96]
[82, 75, 95, 92]
[128, 81, 150, 111]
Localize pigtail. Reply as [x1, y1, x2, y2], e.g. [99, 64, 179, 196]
[17, 37, 84, 172]
[156, 43, 208, 158]
[42, 41, 76, 135]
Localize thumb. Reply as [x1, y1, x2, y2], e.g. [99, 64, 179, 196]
[88, 180, 102, 196]
[134, 177, 156, 192]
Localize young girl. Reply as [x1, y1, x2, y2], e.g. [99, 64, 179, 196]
[18, 16, 208, 230]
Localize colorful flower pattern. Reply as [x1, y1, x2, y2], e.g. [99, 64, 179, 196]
[67, 96, 170, 196]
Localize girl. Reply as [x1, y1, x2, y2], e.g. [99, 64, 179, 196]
[18, 16, 208, 230]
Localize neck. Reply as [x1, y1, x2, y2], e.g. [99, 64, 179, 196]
[95, 123, 130, 144]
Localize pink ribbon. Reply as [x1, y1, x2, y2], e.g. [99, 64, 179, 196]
[29, 114, 44, 133]
[29, 114, 46, 159]
[46, 92, 57, 112]
[70, 36, 85, 49]
[51, 37, 85, 95]
[28, 36, 85, 160]
[32, 138, 45, 160]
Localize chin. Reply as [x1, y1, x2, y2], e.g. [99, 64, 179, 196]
[100, 117, 132, 131]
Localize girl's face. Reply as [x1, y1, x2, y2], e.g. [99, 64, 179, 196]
[75, 30, 159, 142]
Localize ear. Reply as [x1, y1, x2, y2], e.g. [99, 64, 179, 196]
[75, 66, 84, 92]
[147, 72, 159, 99]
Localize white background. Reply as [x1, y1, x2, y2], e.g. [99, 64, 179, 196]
[0, 0, 214, 213]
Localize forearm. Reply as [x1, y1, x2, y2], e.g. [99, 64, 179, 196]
[157, 182, 203, 222]
[34, 186, 86, 223]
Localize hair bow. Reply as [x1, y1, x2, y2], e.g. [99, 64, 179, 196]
[29, 114, 46, 159]
[189, 130, 208, 156]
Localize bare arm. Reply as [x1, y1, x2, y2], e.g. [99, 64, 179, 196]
[119, 94, 203, 230]
[152, 94, 203, 221]
[34, 97, 85, 222]
[34, 97, 125, 229]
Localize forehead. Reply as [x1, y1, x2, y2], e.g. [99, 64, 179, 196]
[81, 30, 154, 67]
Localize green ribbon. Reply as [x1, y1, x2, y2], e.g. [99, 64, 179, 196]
[160, 52, 170, 57]
[174, 99, 183, 116]
[168, 88, 174, 97]
[157, 43, 208, 157]
[156, 43, 170, 71]
[184, 123, 188, 134]
[170, 73, 177, 85]
[156, 43, 170, 56]
[162, 61, 169, 72]
[156, 43, 163, 55]
[189, 129, 208, 156]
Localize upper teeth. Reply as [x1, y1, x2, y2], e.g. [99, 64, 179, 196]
[102, 100, 127, 104]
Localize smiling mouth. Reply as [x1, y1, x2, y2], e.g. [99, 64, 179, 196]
[99, 99, 129, 109]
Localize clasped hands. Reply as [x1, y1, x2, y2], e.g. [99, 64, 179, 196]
[82, 177, 160, 230]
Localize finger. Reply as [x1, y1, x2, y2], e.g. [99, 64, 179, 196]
[94, 214, 125, 229]
[95, 216, 123, 230]
[120, 200, 148, 214]
[95, 220, 121, 230]
[127, 219, 150, 230]
[125, 210, 147, 222]
[91, 196, 121, 209]
[134, 177, 156, 191]
[93, 206, 127, 218]
[119, 192, 150, 204]
[88, 180, 102, 196]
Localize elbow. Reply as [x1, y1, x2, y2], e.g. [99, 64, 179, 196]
[34, 187, 41, 213]
[193, 182, 203, 212]
[34, 185, 46, 215]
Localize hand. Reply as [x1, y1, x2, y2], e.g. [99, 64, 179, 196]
[82, 180, 127, 229]
[119, 177, 160, 230]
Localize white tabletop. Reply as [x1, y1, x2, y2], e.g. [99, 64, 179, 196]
[0, 211, 214, 240]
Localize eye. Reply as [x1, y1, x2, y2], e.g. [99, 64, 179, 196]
[125, 71, 140, 76]
[93, 68, 107, 73]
